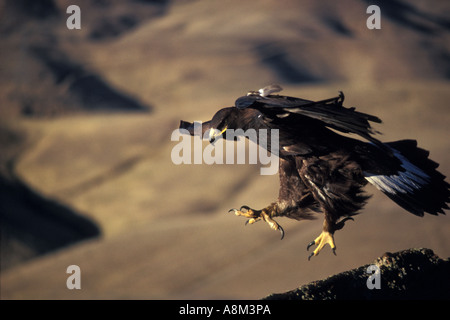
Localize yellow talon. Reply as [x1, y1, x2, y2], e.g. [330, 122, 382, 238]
[307, 231, 336, 260]
[245, 218, 260, 225]
[228, 206, 285, 240]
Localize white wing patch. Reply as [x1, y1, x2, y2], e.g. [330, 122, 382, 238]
[364, 147, 430, 195]
[258, 84, 283, 97]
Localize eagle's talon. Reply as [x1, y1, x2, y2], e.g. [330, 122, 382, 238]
[306, 231, 336, 260]
[228, 208, 242, 216]
[245, 218, 260, 225]
[229, 206, 259, 218]
[229, 205, 285, 239]
[239, 205, 251, 212]
[278, 225, 285, 240]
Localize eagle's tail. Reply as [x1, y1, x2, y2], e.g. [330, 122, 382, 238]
[364, 140, 450, 216]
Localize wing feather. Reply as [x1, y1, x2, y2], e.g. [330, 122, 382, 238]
[236, 91, 386, 150]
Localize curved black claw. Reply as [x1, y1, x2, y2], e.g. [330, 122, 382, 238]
[278, 225, 285, 240]
[228, 208, 237, 213]
[239, 205, 251, 212]
[307, 240, 316, 261]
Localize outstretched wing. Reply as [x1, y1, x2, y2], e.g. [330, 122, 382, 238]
[235, 91, 385, 150]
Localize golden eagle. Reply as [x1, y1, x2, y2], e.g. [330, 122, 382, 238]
[179, 85, 449, 259]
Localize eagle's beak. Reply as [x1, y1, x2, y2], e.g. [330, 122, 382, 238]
[209, 127, 227, 144]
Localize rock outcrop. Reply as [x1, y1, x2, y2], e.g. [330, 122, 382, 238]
[264, 248, 450, 300]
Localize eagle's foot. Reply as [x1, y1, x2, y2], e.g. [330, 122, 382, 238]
[306, 217, 353, 260]
[307, 231, 336, 260]
[228, 205, 284, 240]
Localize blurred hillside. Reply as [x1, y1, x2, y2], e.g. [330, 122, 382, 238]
[1, 0, 449, 299]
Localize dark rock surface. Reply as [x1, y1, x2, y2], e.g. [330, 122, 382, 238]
[264, 248, 450, 300]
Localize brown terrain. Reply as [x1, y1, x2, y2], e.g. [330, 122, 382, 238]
[1, 0, 449, 299]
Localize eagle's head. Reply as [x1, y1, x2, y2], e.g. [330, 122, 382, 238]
[208, 107, 263, 144]
[208, 107, 237, 144]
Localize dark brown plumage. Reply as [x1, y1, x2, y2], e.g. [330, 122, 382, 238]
[179, 85, 449, 259]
